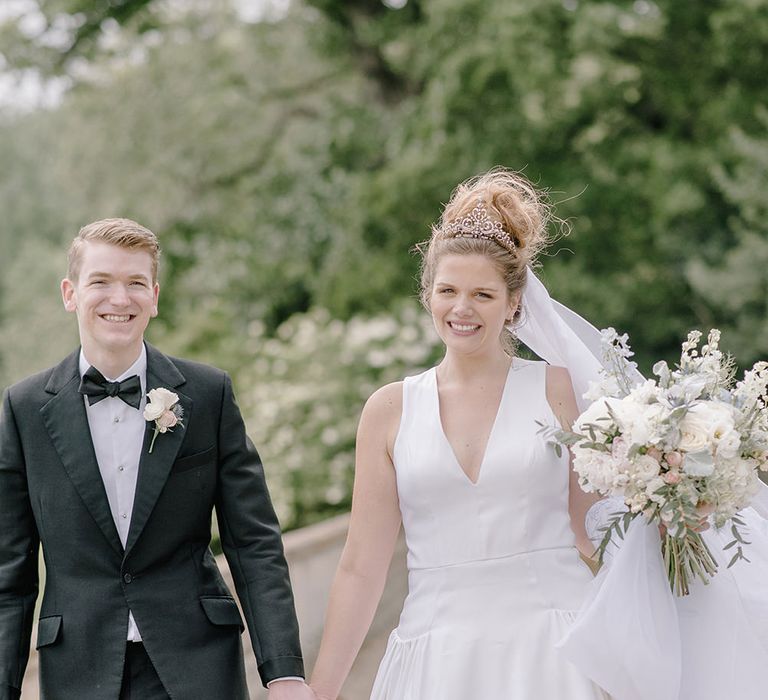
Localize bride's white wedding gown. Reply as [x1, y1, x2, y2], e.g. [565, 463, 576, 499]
[370, 360, 609, 699]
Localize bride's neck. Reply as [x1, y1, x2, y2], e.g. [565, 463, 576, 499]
[438, 349, 512, 386]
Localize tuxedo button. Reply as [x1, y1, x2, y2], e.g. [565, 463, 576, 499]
[113, 416, 120, 423]
[123, 573, 133, 584]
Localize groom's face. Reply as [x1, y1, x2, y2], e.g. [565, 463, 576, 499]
[61, 241, 159, 359]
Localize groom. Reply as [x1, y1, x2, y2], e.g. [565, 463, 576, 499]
[0, 219, 314, 699]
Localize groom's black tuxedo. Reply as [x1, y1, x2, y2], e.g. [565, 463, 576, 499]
[0, 344, 303, 699]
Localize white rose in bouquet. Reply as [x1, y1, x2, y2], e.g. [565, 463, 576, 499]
[612, 398, 652, 446]
[716, 429, 741, 459]
[629, 454, 661, 482]
[678, 402, 734, 454]
[610, 391, 667, 448]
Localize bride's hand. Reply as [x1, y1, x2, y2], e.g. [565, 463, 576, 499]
[658, 503, 712, 537]
[309, 687, 333, 700]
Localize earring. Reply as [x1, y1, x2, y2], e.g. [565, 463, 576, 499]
[505, 308, 523, 333]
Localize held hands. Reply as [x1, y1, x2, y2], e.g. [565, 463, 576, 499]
[267, 679, 318, 700]
[309, 687, 333, 700]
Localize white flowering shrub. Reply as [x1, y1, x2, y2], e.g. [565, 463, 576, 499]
[236, 304, 442, 530]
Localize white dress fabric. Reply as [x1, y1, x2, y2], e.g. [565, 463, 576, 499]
[559, 491, 768, 700]
[370, 360, 610, 700]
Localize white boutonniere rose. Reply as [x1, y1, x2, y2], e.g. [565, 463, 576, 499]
[144, 388, 184, 453]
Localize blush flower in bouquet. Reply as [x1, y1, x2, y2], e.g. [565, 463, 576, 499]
[543, 328, 768, 596]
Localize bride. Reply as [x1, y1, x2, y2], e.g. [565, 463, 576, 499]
[309, 168, 610, 699]
[309, 167, 768, 699]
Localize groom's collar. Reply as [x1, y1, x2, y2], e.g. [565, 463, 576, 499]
[78, 345, 147, 384]
[45, 342, 185, 395]
[144, 342, 185, 389]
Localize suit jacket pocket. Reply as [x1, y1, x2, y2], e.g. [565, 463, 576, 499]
[36, 615, 62, 649]
[172, 446, 215, 474]
[199, 596, 244, 631]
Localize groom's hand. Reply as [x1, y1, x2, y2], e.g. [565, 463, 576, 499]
[267, 679, 317, 699]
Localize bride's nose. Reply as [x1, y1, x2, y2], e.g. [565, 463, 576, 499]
[452, 297, 474, 317]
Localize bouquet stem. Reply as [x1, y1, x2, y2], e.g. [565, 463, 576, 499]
[662, 531, 718, 596]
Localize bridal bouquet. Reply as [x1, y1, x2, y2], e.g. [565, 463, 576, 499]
[545, 328, 768, 596]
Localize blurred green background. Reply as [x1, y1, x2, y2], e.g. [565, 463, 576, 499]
[2, 0, 766, 529]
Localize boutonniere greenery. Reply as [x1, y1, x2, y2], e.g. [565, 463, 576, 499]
[143, 388, 184, 453]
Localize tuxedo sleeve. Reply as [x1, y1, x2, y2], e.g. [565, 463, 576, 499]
[0, 390, 39, 700]
[214, 374, 304, 687]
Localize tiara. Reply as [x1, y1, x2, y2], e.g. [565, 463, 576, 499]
[441, 200, 516, 252]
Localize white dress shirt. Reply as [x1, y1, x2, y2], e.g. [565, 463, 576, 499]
[79, 347, 147, 642]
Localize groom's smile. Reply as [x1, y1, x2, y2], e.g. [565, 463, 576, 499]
[61, 240, 159, 373]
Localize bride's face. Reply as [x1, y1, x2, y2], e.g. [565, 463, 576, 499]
[430, 253, 517, 357]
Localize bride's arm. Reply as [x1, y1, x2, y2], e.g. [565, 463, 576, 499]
[545, 366, 602, 561]
[309, 382, 403, 700]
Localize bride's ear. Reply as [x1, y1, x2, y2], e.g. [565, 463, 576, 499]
[507, 291, 522, 323]
[61, 278, 77, 312]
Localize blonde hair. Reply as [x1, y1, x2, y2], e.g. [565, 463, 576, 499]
[419, 168, 557, 354]
[67, 218, 161, 282]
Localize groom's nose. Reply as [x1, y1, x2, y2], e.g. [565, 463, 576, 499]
[108, 284, 131, 306]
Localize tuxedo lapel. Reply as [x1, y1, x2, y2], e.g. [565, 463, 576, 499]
[124, 344, 191, 557]
[40, 349, 124, 556]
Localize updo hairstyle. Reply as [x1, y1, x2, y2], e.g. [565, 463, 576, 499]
[419, 168, 555, 354]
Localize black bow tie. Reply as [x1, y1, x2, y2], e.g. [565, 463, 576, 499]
[78, 366, 142, 409]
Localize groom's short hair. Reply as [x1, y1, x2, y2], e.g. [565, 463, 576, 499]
[67, 218, 161, 282]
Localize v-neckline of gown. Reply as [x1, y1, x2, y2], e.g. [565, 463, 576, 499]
[433, 362, 514, 487]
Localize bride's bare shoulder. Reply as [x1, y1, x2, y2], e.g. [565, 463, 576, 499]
[357, 381, 405, 455]
[545, 365, 573, 393]
[545, 365, 579, 426]
[362, 381, 404, 421]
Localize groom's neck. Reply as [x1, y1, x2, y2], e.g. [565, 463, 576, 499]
[81, 342, 144, 380]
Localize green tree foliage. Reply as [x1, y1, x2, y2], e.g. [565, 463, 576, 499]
[686, 110, 768, 365]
